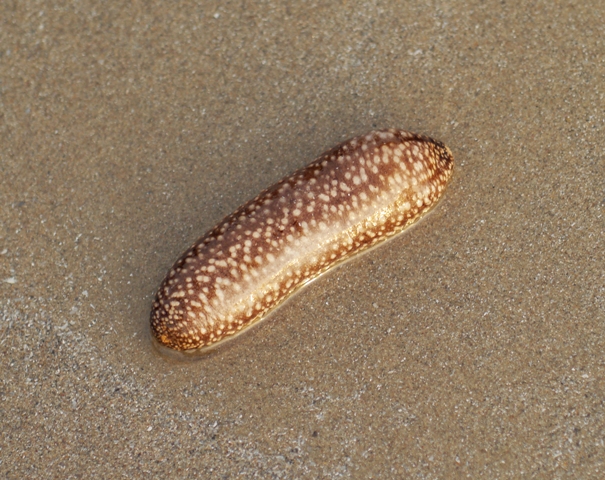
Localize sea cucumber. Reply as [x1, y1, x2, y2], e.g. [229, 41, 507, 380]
[150, 129, 454, 357]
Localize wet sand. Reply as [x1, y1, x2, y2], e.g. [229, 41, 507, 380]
[1, 1, 604, 477]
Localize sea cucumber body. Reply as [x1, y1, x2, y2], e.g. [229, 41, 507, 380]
[151, 129, 453, 356]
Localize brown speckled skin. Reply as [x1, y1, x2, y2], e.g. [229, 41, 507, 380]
[151, 129, 453, 355]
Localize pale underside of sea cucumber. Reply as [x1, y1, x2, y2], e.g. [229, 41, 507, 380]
[150, 129, 454, 357]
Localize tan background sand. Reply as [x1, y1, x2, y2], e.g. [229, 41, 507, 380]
[1, 0, 604, 477]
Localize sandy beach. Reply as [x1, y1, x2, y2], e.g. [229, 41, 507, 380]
[1, 1, 604, 477]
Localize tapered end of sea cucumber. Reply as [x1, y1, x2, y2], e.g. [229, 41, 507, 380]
[150, 331, 211, 360]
